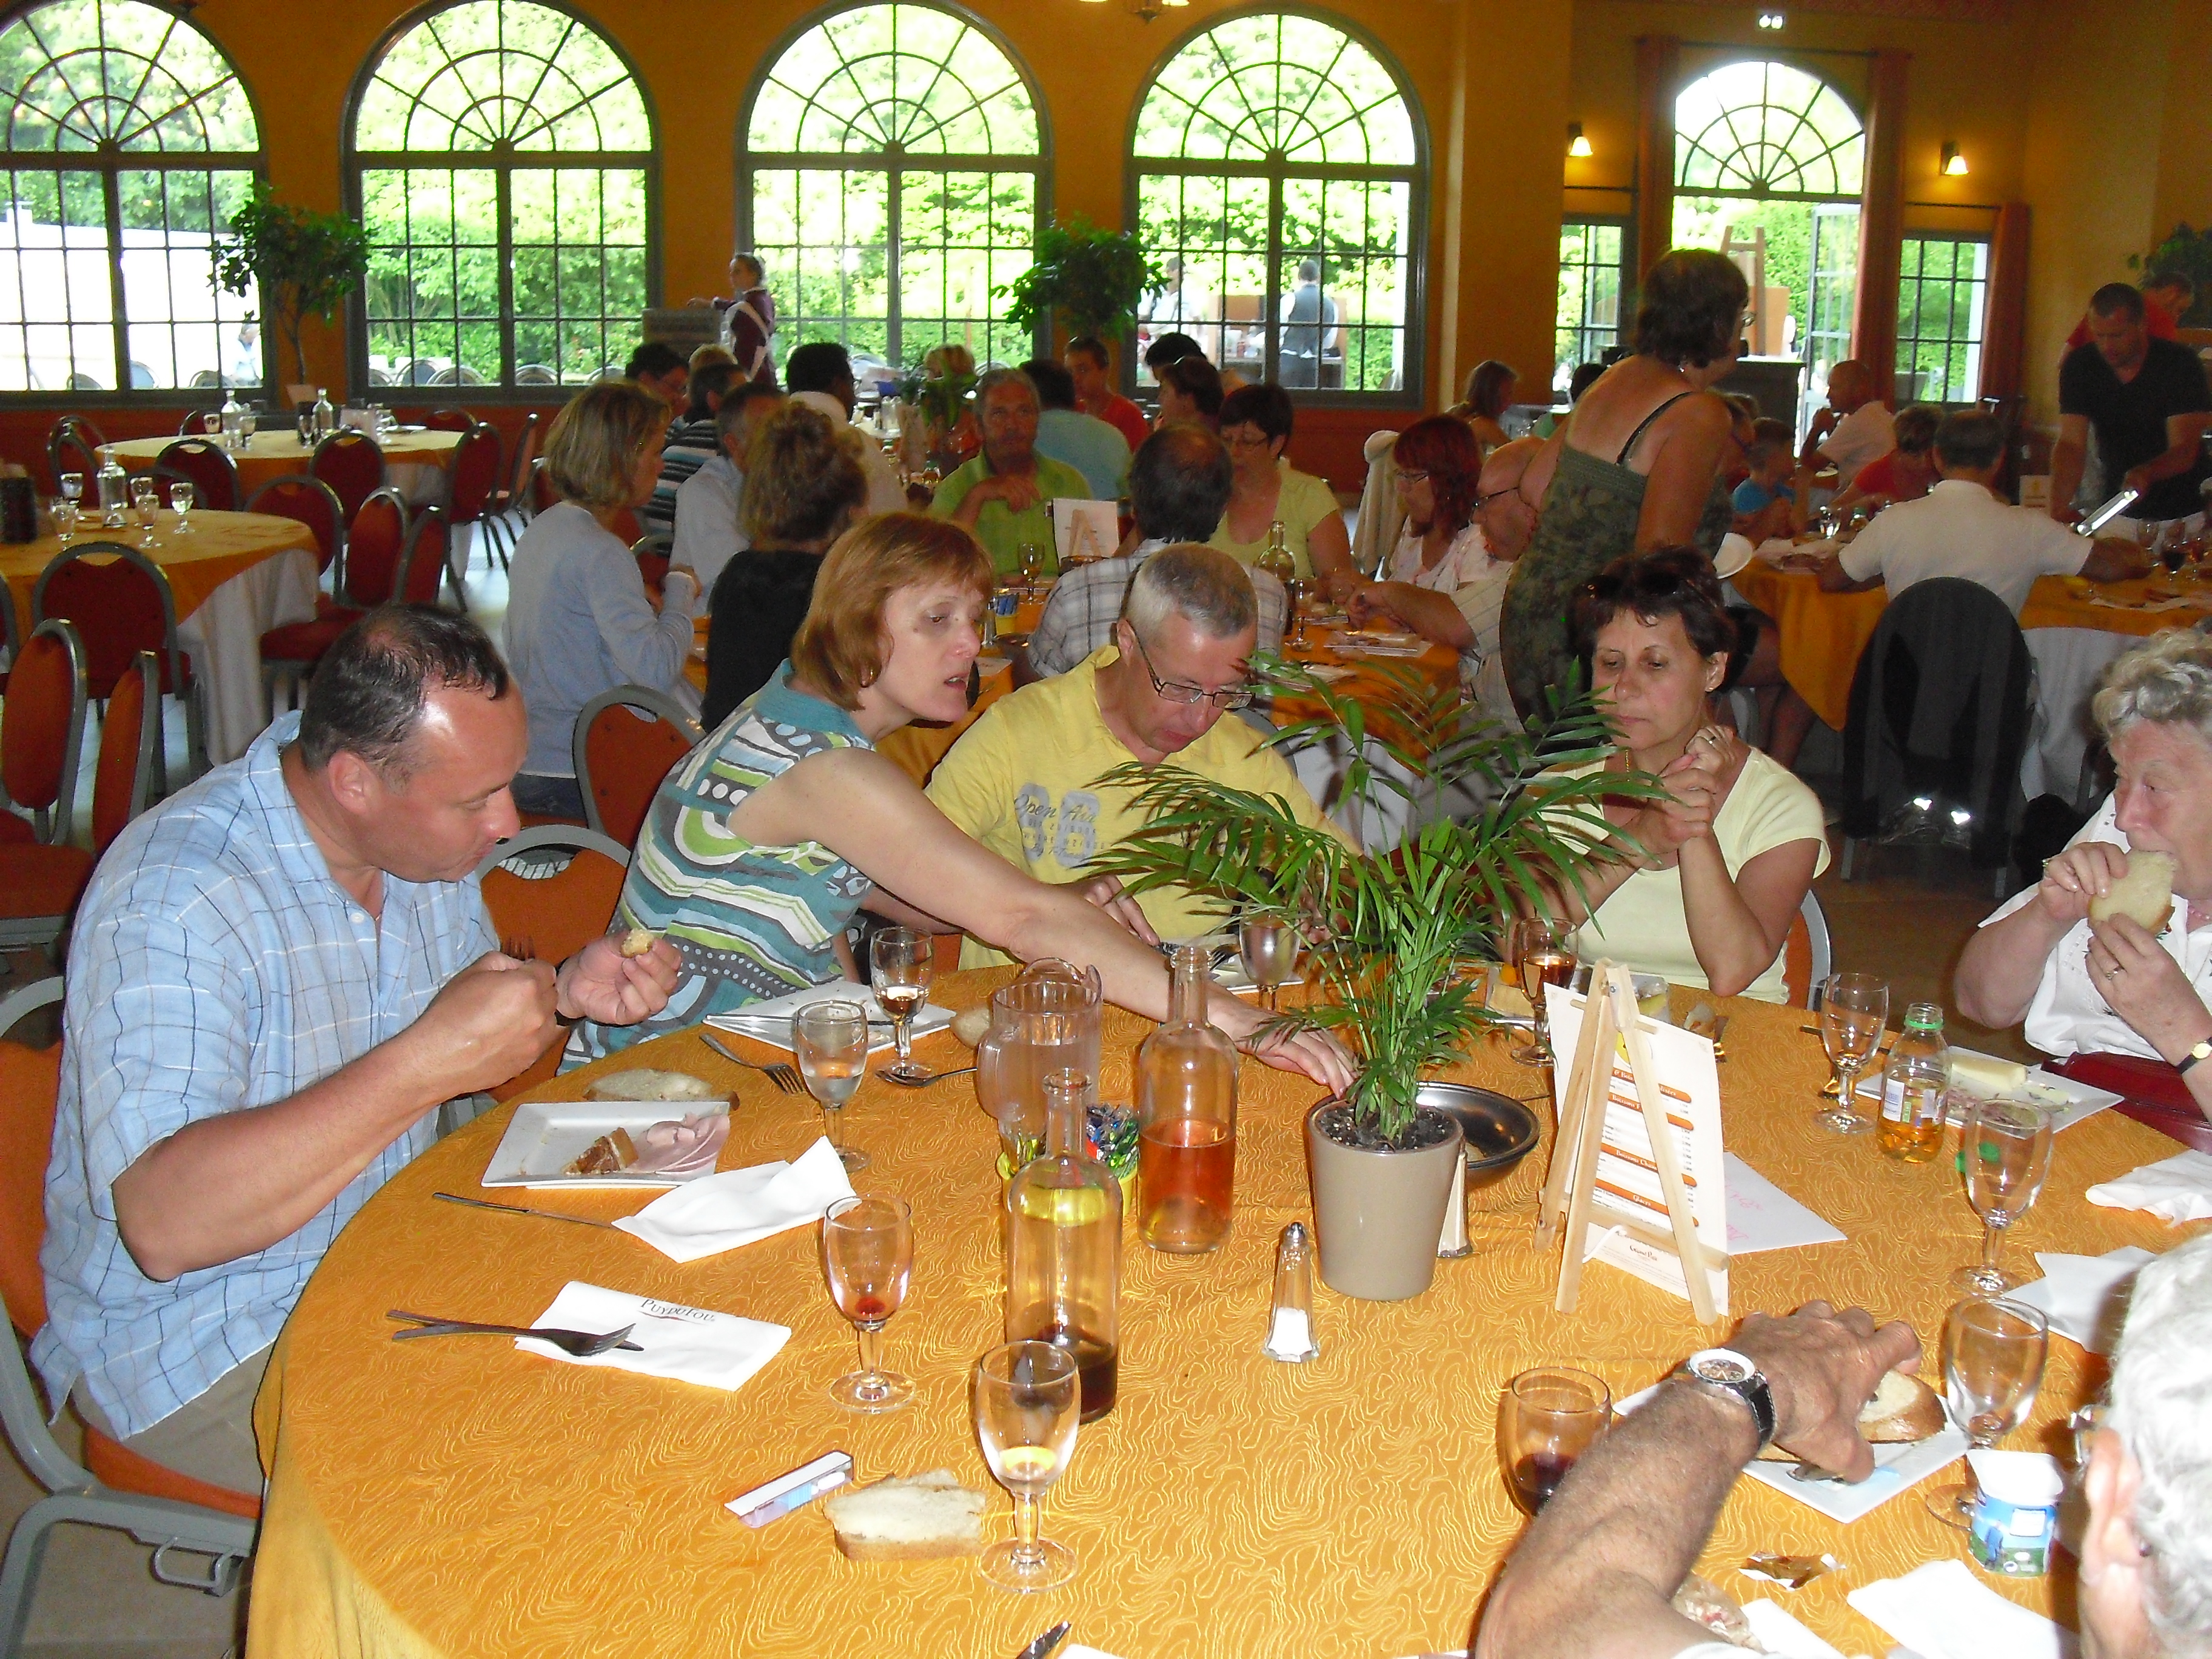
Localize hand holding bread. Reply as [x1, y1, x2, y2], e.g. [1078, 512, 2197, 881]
[1724, 1301, 1922, 1483]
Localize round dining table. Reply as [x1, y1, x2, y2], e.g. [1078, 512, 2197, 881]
[245, 974, 2203, 1658]
[103, 427, 465, 509]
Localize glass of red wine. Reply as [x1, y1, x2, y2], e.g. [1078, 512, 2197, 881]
[1499, 1366, 1610, 1515]
[822, 1194, 914, 1412]
[1508, 916, 1577, 1068]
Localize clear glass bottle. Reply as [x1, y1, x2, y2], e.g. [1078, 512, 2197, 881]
[1135, 943, 1239, 1253]
[1256, 518, 1296, 589]
[218, 388, 246, 451]
[1878, 1000, 1949, 1162]
[1005, 1068, 1120, 1423]
[95, 446, 127, 527]
[312, 387, 336, 440]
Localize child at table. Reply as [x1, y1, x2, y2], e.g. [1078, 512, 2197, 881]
[1731, 418, 1805, 545]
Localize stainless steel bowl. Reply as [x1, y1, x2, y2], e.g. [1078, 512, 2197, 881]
[1417, 1081, 1538, 1187]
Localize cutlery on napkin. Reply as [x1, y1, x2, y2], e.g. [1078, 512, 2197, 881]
[2009, 1247, 2155, 1353]
[705, 979, 954, 1054]
[614, 1136, 856, 1262]
[1847, 1560, 2076, 1659]
[516, 1281, 790, 1390]
[2085, 1149, 2212, 1222]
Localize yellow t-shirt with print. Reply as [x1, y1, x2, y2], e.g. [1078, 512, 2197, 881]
[926, 645, 1341, 967]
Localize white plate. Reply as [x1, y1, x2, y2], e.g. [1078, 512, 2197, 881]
[483, 1101, 730, 1189]
[1854, 1045, 2121, 1132]
[705, 979, 954, 1056]
[1332, 629, 1426, 659]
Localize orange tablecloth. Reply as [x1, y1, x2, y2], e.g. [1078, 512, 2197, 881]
[2016, 571, 2212, 636]
[0, 511, 315, 630]
[247, 979, 2204, 1657]
[104, 427, 463, 501]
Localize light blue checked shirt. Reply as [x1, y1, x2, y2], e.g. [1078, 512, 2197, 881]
[34, 712, 497, 1439]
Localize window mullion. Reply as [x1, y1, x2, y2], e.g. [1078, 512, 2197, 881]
[497, 164, 515, 388]
[102, 159, 127, 394]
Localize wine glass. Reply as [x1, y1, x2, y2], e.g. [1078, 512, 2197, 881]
[794, 999, 870, 1173]
[1816, 973, 1889, 1133]
[973, 1340, 1081, 1592]
[1953, 1098, 2055, 1293]
[58, 471, 82, 512]
[49, 498, 76, 546]
[1509, 914, 1575, 1068]
[1926, 1295, 2048, 1526]
[1237, 916, 1301, 1011]
[821, 1194, 914, 1413]
[869, 927, 933, 1084]
[169, 480, 195, 534]
[129, 475, 160, 547]
[1017, 540, 1047, 598]
[1498, 1366, 1610, 1516]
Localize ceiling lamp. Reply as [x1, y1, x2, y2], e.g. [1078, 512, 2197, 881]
[1757, 11, 1786, 28]
[1942, 142, 1969, 177]
[1078, 0, 1190, 18]
[1567, 122, 1594, 159]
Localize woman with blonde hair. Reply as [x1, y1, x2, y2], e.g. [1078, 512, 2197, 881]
[570, 511, 1353, 1094]
[504, 380, 699, 818]
[702, 399, 868, 725]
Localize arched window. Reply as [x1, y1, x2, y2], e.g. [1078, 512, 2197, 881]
[743, 2, 1045, 373]
[349, 0, 654, 390]
[1672, 61, 1864, 414]
[0, 0, 263, 395]
[1130, 12, 1423, 397]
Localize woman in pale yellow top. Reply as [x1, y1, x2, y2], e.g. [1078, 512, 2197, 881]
[1545, 546, 1826, 1002]
[1207, 382, 1356, 594]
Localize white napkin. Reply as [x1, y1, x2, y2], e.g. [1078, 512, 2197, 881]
[2085, 1149, 2212, 1222]
[704, 978, 954, 1055]
[614, 1136, 855, 1263]
[2010, 1247, 2156, 1353]
[515, 1280, 789, 1391]
[1847, 1560, 2077, 1659]
[1741, 1599, 1849, 1659]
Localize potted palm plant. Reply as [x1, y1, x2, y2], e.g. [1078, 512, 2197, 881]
[1094, 662, 1644, 1300]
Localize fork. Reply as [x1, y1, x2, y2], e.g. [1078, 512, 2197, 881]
[700, 1030, 806, 1095]
[387, 1310, 640, 1355]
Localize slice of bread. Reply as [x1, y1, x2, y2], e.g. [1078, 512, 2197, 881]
[583, 1068, 722, 1103]
[2090, 850, 2176, 932]
[1754, 1367, 1943, 1460]
[825, 1469, 985, 1561]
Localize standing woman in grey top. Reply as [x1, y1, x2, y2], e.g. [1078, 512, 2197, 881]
[504, 380, 702, 818]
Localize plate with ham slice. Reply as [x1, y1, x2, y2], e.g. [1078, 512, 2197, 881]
[481, 1101, 732, 1188]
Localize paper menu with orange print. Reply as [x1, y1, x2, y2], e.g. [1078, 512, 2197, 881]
[1544, 985, 1730, 1315]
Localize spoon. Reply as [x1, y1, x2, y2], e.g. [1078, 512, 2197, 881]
[879, 1062, 977, 1090]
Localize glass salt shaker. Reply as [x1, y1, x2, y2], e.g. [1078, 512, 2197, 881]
[1262, 1222, 1319, 1363]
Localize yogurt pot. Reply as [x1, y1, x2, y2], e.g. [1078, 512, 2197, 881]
[1967, 1448, 2065, 1577]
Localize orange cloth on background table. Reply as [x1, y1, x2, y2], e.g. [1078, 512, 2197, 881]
[0, 511, 317, 631]
[104, 429, 464, 497]
[2015, 572, 2212, 637]
[246, 975, 2199, 1658]
[1728, 563, 1888, 732]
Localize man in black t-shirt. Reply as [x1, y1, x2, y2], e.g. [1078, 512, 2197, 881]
[2053, 281, 2211, 528]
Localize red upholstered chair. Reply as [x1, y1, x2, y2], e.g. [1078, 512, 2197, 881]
[422, 407, 475, 432]
[257, 488, 406, 710]
[176, 409, 222, 437]
[0, 977, 259, 1649]
[335, 488, 410, 608]
[245, 474, 346, 598]
[481, 409, 542, 571]
[474, 826, 632, 1101]
[310, 429, 387, 523]
[89, 648, 159, 857]
[395, 504, 459, 608]
[0, 622, 93, 949]
[0, 580, 17, 696]
[632, 531, 671, 603]
[43, 422, 97, 496]
[445, 421, 502, 575]
[572, 685, 702, 850]
[32, 545, 202, 787]
[152, 439, 241, 514]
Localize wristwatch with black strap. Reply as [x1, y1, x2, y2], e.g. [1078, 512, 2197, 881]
[2177, 1035, 2212, 1076]
[1676, 1347, 1777, 1454]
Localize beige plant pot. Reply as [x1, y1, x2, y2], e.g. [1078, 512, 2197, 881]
[1304, 1101, 1464, 1301]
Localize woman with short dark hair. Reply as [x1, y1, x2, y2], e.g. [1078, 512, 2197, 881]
[1538, 545, 1826, 1002]
[1498, 247, 1747, 719]
[1206, 380, 1355, 592]
[1450, 359, 1519, 454]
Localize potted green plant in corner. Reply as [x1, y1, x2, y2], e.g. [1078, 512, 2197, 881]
[210, 184, 372, 394]
[1093, 665, 1647, 1300]
[995, 215, 1159, 350]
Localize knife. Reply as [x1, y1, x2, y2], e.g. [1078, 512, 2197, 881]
[1015, 1623, 1071, 1659]
[432, 1191, 622, 1230]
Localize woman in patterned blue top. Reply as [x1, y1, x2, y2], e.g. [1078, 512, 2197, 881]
[573, 512, 1352, 1091]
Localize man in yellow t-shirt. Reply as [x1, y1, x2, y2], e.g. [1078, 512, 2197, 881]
[928, 544, 1346, 967]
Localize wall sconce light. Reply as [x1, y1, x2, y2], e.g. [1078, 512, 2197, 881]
[1567, 122, 1594, 159]
[1757, 11, 1786, 28]
[1942, 142, 1969, 176]
[1076, 0, 1188, 17]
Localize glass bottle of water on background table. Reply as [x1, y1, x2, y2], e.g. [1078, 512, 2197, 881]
[96, 446, 127, 528]
[1878, 1000, 1949, 1163]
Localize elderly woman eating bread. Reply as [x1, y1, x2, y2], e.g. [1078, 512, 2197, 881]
[1958, 630, 2212, 1125]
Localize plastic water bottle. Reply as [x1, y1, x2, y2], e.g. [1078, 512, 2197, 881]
[1878, 1001, 1948, 1163]
[96, 446, 127, 528]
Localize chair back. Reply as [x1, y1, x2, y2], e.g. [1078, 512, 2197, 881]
[91, 649, 159, 856]
[1783, 890, 1831, 1010]
[0, 978, 62, 1339]
[177, 409, 221, 437]
[0, 578, 18, 677]
[632, 531, 671, 594]
[311, 428, 387, 522]
[153, 438, 241, 514]
[606, 504, 643, 546]
[45, 424, 97, 494]
[526, 455, 555, 515]
[245, 473, 346, 579]
[0, 620, 85, 842]
[32, 542, 184, 701]
[423, 407, 475, 432]
[475, 828, 631, 1102]
[502, 410, 543, 509]
[395, 504, 454, 607]
[341, 488, 412, 606]
[573, 686, 702, 848]
[447, 422, 501, 523]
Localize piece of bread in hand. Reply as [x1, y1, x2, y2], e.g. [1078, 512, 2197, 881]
[2089, 850, 2176, 932]
[825, 1469, 985, 1561]
[1857, 1368, 1945, 1443]
[617, 925, 659, 958]
[582, 1068, 722, 1103]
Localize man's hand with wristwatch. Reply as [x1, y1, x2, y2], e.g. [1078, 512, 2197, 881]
[1671, 1302, 1921, 1482]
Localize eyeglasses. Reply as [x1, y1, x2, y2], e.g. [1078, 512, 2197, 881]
[1392, 468, 1431, 485]
[1475, 486, 1518, 508]
[1127, 628, 1255, 710]
[1221, 430, 1275, 452]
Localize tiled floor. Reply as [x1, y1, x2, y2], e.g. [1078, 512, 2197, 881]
[0, 535, 2040, 1649]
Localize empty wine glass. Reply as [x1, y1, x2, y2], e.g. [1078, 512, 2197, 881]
[1817, 973, 1889, 1133]
[1926, 1295, 2048, 1526]
[868, 927, 933, 1084]
[49, 498, 76, 546]
[973, 1340, 1081, 1593]
[169, 480, 194, 533]
[129, 475, 159, 547]
[821, 1194, 914, 1413]
[794, 999, 870, 1173]
[1237, 916, 1301, 1011]
[1509, 914, 1575, 1068]
[1954, 1098, 2055, 1293]
[1017, 541, 1047, 598]
[1498, 1366, 1610, 1516]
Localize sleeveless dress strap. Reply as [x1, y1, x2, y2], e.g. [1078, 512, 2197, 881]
[1615, 390, 1697, 466]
